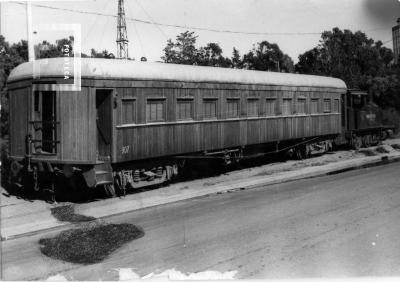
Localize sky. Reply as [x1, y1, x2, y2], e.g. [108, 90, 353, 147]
[1, 0, 399, 63]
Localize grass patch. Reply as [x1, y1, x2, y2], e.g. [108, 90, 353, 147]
[376, 146, 390, 154]
[391, 144, 400, 150]
[51, 205, 96, 223]
[359, 149, 377, 156]
[39, 223, 144, 264]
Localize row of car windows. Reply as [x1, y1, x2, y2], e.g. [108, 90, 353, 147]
[121, 97, 340, 124]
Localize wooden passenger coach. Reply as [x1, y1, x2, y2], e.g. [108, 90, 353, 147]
[7, 58, 347, 196]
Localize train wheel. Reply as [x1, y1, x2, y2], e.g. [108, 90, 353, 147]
[306, 144, 313, 157]
[371, 134, 380, 146]
[114, 175, 126, 197]
[351, 136, 362, 150]
[32, 166, 40, 192]
[104, 184, 116, 198]
[362, 135, 371, 148]
[294, 145, 307, 160]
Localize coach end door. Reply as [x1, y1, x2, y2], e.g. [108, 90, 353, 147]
[96, 89, 113, 159]
[31, 90, 58, 154]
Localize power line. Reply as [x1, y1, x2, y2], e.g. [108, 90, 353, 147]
[82, 0, 111, 44]
[382, 39, 393, 45]
[133, 0, 169, 40]
[11, 2, 393, 37]
[11, 2, 321, 36]
[125, 0, 146, 59]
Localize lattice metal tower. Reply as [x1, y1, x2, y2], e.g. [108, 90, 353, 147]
[116, 0, 129, 59]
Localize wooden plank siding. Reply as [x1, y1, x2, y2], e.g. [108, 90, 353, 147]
[8, 77, 343, 165]
[114, 83, 343, 163]
[9, 87, 30, 158]
[58, 88, 97, 163]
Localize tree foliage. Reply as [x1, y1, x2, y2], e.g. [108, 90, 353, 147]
[197, 43, 232, 67]
[241, 41, 294, 72]
[34, 36, 74, 58]
[162, 31, 200, 65]
[231, 48, 243, 69]
[162, 31, 233, 67]
[161, 31, 295, 73]
[90, 48, 115, 59]
[295, 27, 399, 110]
[0, 35, 28, 137]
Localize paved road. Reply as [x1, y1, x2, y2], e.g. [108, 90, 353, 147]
[2, 162, 400, 280]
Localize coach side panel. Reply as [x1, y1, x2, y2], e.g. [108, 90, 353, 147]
[113, 83, 342, 163]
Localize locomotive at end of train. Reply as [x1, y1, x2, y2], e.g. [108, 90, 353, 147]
[5, 58, 394, 200]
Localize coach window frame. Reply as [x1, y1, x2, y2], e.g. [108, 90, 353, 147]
[333, 98, 340, 113]
[226, 97, 240, 119]
[310, 98, 319, 114]
[265, 98, 277, 116]
[120, 97, 137, 125]
[176, 97, 194, 121]
[247, 97, 259, 117]
[323, 98, 332, 113]
[282, 98, 292, 116]
[146, 97, 166, 123]
[296, 96, 307, 115]
[202, 97, 218, 120]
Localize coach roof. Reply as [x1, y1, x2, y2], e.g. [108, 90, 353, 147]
[8, 57, 347, 89]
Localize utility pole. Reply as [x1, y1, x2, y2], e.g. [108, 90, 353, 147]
[26, 2, 35, 62]
[116, 0, 129, 59]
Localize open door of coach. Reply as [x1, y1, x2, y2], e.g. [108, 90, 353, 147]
[96, 89, 113, 160]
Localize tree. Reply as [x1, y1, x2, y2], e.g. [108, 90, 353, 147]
[295, 27, 399, 111]
[161, 31, 295, 72]
[162, 31, 199, 65]
[162, 31, 233, 67]
[295, 28, 393, 88]
[33, 36, 76, 59]
[34, 40, 60, 58]
[0, 36, 28, 138]
[366, 67, 400, 110]
[231, 48, 243, 69]
[242, 41, 294, 72]
[0, 36, 27, 88]
[90, 49, 115, 59]
[56, 36, 74, 56]
[197, 43, 232, 67]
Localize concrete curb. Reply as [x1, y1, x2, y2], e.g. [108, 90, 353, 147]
[77, 153, 400, 219]
[2, 152, 400, 241]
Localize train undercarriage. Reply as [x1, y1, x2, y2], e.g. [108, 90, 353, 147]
[6, 129, 393, 203]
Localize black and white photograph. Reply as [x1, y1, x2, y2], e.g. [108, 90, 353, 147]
[0, 0, 400, 280]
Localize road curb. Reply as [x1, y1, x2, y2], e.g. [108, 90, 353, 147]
[2, 153, 400, 241]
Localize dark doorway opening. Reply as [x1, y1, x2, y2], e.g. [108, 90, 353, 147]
[33, 91, 57, 154]
[96, 89, 112, 159]
[42, 91, 56, 153]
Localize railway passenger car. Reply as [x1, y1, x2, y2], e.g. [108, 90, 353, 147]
[7, 58, 348, 197]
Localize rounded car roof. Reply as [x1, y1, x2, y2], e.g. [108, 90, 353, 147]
[8, 57, 347, 89]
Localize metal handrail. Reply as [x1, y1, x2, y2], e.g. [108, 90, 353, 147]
[29, 120, 60, 124]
